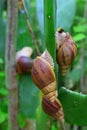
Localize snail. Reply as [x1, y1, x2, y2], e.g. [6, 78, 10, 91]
[56, 28, 77, 76]
[16, 47, 33, 74]
[31, 50, 65, 128]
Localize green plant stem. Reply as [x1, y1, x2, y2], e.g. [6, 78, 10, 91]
[44, 0, 58, 86]
[44, 1, 63, 130]
[5, 0, 18, 130]
[44, 0, 56, 62]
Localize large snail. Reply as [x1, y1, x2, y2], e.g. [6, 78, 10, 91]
[31, 50, 65, 128]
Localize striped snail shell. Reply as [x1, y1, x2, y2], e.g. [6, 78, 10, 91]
[42, 96, 65, 130]
[56, 29, 77, 76]
[42, 96, 64, 121]
[31, 50, 57, 102]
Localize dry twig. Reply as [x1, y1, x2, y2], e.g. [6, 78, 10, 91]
[22, 0, 41, 55]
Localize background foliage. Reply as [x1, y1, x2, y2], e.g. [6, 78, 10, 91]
[0, 0, 87, 129]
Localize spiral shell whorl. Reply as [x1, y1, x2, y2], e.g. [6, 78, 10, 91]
[42, 96, 64, 122]
[41, 81, 57, 102]
[41, 49, 54, 68]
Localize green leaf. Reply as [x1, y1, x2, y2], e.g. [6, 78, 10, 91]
[0, 110, 8, 123]
[18, 113, 26, 128]
[59, 87, 87, 126]
[17, 13, 34, 50]
[73, 33, 85, 42]
[0, 58, 4, 64]
[19, 74, 39, 118]
[73, 25, 87, 33]
[36, 0, 76, 33]
[0, 17, 6, 59]
[56, 0, 76, 31]
[0, 1, 6, 58]
[0, 87, 8, 96]
[0, 71, 5, 77]
[0, 1, 3, 16]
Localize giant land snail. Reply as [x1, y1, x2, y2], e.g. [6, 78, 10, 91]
[31, 50, 65, 129]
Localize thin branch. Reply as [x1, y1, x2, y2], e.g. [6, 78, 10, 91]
[22, 0, 41, 56]
[5, 0, 19, 130]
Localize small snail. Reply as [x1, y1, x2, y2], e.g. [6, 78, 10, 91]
[56, 28, 77, 76]
[16, 47, 33, 74]
[31, 50, 57, 102]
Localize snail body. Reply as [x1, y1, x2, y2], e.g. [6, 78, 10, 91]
[17, 56, 33, 74]
[56, 29, 77, 76]
[16, 47, 33, 74]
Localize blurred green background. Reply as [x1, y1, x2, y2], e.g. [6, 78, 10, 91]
[0, 0, 87, 130]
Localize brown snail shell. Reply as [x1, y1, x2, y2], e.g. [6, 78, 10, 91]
[42, 96, 65, 129]
[32, 50, 57, 102]
[56, 29, 77, 76]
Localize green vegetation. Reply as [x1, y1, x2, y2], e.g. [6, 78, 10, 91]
[0, 0, 87, 130]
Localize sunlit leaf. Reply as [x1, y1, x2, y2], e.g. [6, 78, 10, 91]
[73, 25, 87, 33]
[0, 110, 8, 123]
[0, 88, 8, 96]
[0, 72, 5, 77]
[18, 113, 26, 128]
[73, 33, 86, 42]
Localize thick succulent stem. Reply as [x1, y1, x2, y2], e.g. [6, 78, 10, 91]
[5, 0, 18, 129]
